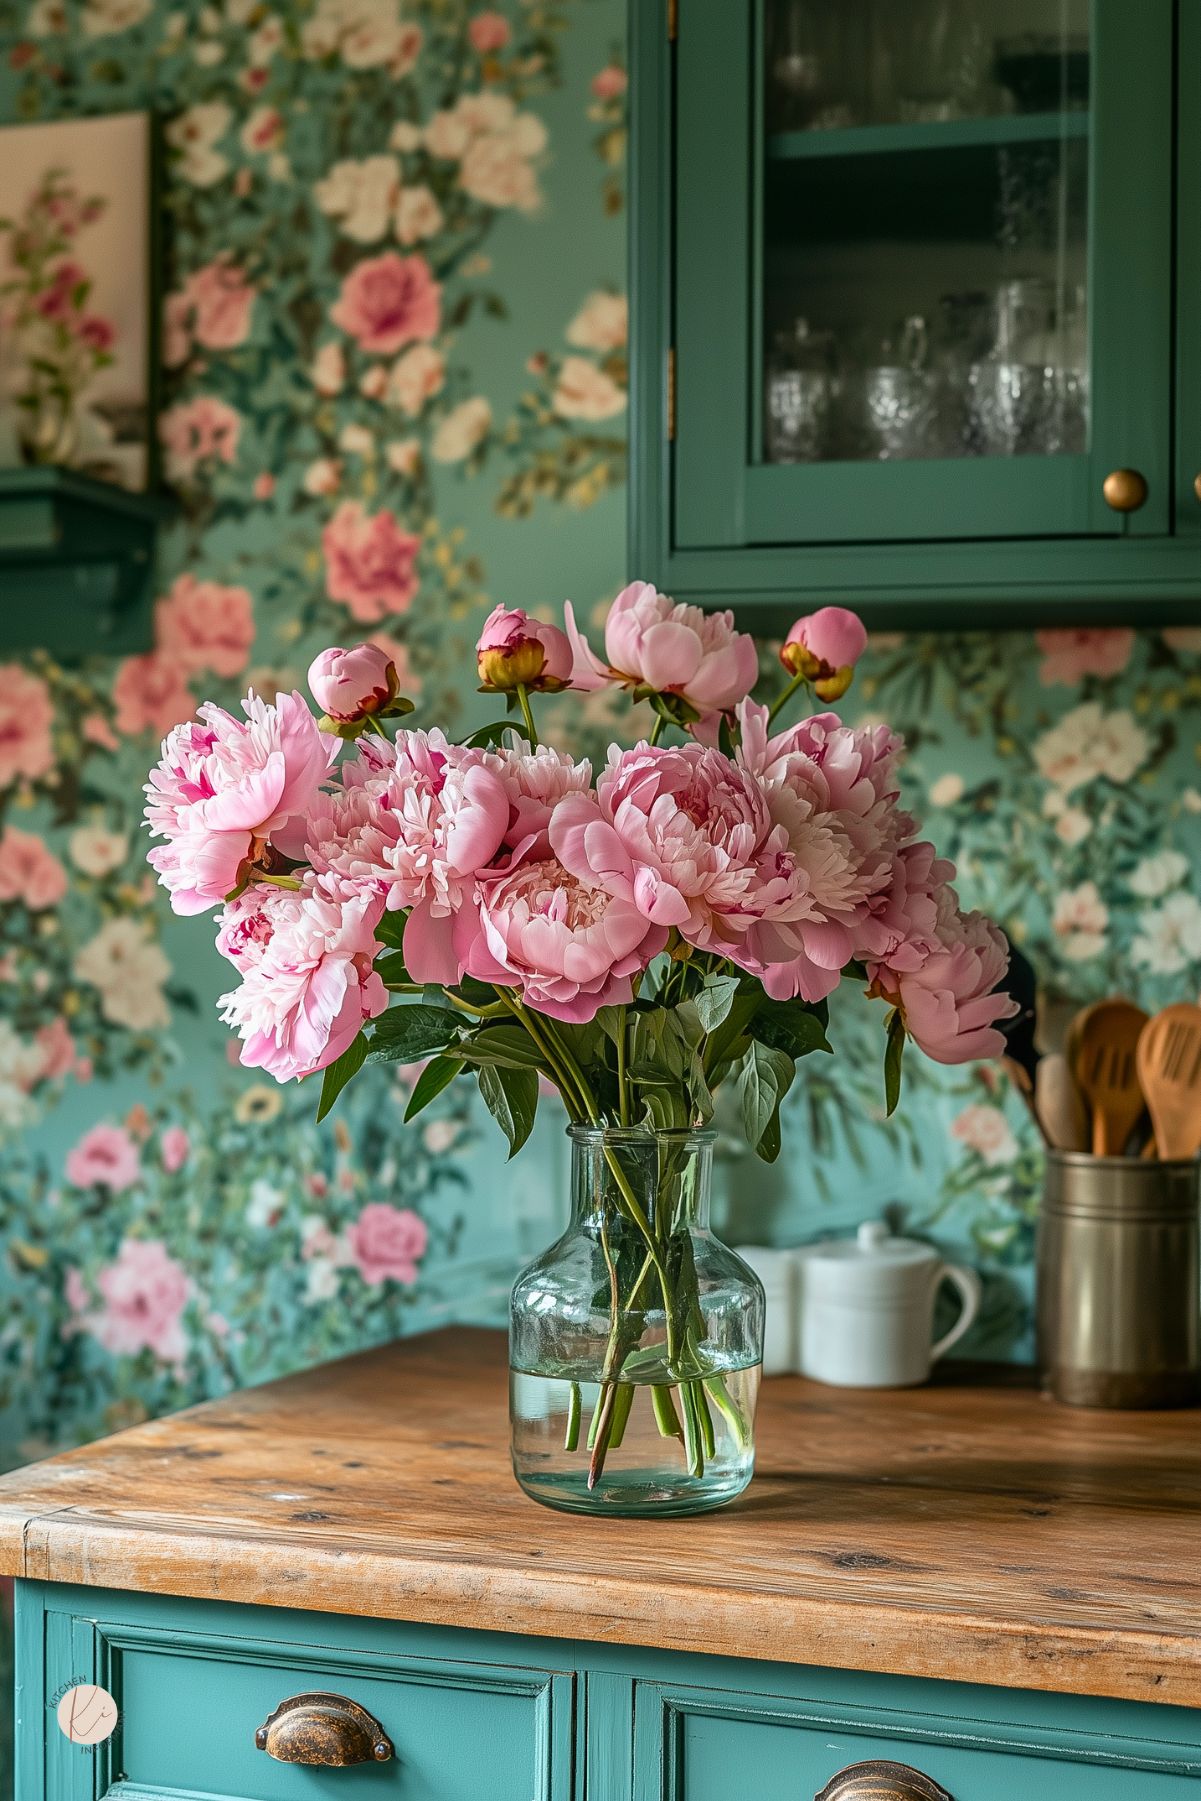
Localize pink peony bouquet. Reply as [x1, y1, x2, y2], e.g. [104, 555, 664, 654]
[144, 585, 1015, 1152]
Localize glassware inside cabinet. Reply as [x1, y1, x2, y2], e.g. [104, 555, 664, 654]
[760, 0, 1092, 466]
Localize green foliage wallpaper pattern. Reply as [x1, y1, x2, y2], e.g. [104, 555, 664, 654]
[0, 1, 1199, 1777]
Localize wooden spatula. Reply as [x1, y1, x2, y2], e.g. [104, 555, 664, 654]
[1136, 1003, 1201, 1161]
[1072, 997, 1149, 1156]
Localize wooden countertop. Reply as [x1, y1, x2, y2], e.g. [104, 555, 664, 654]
[2, 1328, 1200, 1708]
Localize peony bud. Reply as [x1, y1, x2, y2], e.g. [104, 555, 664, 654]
[308, 643, 398, 723]
[476, 605, 573, 693]
[780, 606, 867, 701]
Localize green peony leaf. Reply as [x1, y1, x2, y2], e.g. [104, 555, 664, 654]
[738, 1041, 796, 1155]
[478, 1061, 538, 1157]
[884, 1006, 906, 1117]
[367, 1004, 463, 1063]
[403, 1053, 466, 1122]
[315, 1032, 369, 1122]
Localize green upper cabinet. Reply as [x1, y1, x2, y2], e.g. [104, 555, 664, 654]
[629, 0, 1201, 625]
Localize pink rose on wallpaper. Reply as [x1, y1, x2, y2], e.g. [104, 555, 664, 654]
[468, 10, 510, 51]
[160, 394, 241, 480]
[90, 1238, 191, 1364]
[65, 1123, 141, 1193]
[113, 652, 195, 738]
[160, 1125, 191, 1172]
[77, 314, 115, 352]
[186, 257, 257, 350]
[322, 500, 421, 621]
[1036, 629, 1135, 686]
[155, 573, 255, 678]
[346, 1201, 428, 1285]
[36, 1017, 77, 1083]
[83, 712, 119, 752]
[329, 252, 441, 355]
[0, 663, 55, 788]
[0, 825, 68, 910]
[591, 65, 628, 99]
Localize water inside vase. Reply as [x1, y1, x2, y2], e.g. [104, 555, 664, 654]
[510, 1361, 761, 1517]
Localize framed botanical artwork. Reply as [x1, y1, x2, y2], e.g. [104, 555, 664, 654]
[0, 110, 156, 492]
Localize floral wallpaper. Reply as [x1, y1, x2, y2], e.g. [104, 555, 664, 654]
[0, 0, 1199, 1777]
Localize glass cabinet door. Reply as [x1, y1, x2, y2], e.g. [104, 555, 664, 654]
[673, 0, 1174, 550]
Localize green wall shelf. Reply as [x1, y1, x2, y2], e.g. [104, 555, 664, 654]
[0, 467, 170, 658]
[768, 110, 1091, 164]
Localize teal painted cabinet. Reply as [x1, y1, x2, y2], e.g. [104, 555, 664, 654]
[16, 1582, 1201, 1800]
[629, 0, 1201, 625]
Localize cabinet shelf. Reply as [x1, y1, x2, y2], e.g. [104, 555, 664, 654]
[768, 110, 1090, 165]
[0, 467, 170, 656]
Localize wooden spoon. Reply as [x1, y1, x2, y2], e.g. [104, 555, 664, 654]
[1034, 1052, 1089, 1152]
[1136, 1003, 1201, 1161]
[1071, 997, 1149, 1157]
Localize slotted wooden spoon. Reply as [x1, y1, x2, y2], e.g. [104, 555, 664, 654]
[1071, 997, 1149, 1157]
[1136, 1003, 1201, 1161]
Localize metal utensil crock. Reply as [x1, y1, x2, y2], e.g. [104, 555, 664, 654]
[1036, 1151, 1201, 1407]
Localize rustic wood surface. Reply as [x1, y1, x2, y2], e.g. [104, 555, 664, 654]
[1, 1328, 1199, 1707]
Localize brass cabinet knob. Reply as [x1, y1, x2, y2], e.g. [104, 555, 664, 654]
[1102, 467, 1148, 511]
[254, 1691, 393, 1765]
[1194, 473, 1201, 502]
[815, 1760, 954, 1801]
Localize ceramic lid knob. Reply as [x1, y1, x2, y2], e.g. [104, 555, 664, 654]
[857, 1221, 889, 1253]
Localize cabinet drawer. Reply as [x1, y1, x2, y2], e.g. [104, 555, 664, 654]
[634, 1682, 1201, 1801]
[32, 1590, 573, 1801]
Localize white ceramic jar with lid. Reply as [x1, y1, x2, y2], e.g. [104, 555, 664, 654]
[796, 1221, 982, 1388]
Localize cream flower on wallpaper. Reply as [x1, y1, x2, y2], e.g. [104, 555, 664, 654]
[425, 93, 547, 212]
[950, 1103, 1017, 1167]
[310, 342, 346, 396]
[25, 0, 67, 32]
[393, 184, 444, 247]
[566, 290, 628, 353]
[314, 155, 400, 243]
[1131, 893, 1201, 976]
[301, 0, 420, 71]
[80, 0, 150, 34]
[69, 825, 131, 880]
[166, 102, 233, 187]
[551, 355, 626, 421]
[385, 344, 445, 417]
[430, 395, 491, 462]
[1051, 881, 1110, 962]
[1033, 702, 1150, 794]
[74, 919, 172, 1033]
[1127, 850, 1190, 898]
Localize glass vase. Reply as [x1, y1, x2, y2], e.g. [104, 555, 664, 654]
[510, 1127, 764, 1517]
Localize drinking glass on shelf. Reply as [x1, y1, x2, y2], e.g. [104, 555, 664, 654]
[835, 316, 950, 461]
[765, 319, 837, 463]
[877, 0, 990, 124]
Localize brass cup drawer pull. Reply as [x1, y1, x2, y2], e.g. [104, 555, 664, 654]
[255, 1691, 393, 1765]
[816, 1760, 953, 1801]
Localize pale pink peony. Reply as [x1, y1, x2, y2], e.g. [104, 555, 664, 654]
[780, 607, 868, 701]
[66, 1122, 141, 1192]
[1036, 628, 1135, 687]
[218, 876, 389, 1081]
[308, 642, 398, 721]
[144, 691, 337, 915]
[566, 581, 758, 718]
[852, 838, 954, 975]
[0, 664, 55, 788]
[113, 652, 196, 738]
[346, 1201, 428, 1285]
[330, 251, 441, 354]
[160, 394, 241, 479]
[476, 605, 572, 694]
[184, 257, 256, 350]
[90, 1238, 190, 1363]
[0, 826, 67, 910]
[155, 573, 255, 678]
[493, 742, 592, 861]
[160, 1124, 191, 1172]
[459, 850, 669, 1023]
[322, 501, 421, 622]
[468, 9, 510, 51]
[870, 892, 1016, 1065]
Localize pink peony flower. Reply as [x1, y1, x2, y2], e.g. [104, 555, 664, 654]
[154, 573, 255, 678]
[66, 1123, 141, 1192]
[329, 251, 441, 355]
[566, 581, 758, 718]
[1036, 628, 1135, 687]
[160, 1125, 190, 1172]
[90, 1238, 190, 1363]
[780, 607, 868, 701]
[459, 850, 669, 1023]
[0, 664, 55, 788]
[870, 892, 1016, 1065]
[468, 9, 510, 51]
[144, 691, 337, 915]
[322, 501, 421, 622]
[476, 605, 572, 693]
[185, 257, 256, 350]
[160, 394, 241, 480]
[113, 652, 196, 738]
[346, 1201, 428, 1285]
[308, 642, 398, 722]
[493, 742, 592, 861]
[0, 825, 67, 910]
[218, 876, 389, 1081]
